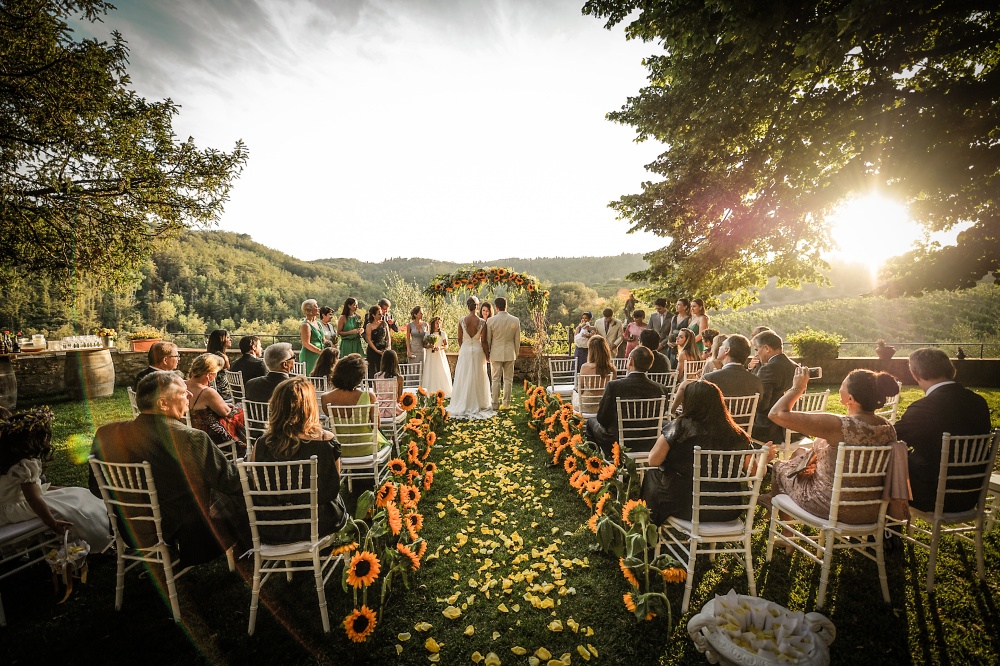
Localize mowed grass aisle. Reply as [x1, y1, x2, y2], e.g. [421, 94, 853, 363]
[4, 387, 1000, 664]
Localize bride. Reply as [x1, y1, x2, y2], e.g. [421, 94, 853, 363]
[448, 297, 494, 419]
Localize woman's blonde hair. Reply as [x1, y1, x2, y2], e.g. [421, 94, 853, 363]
[265, 376, 323, 457]
[188, 352, 224, 379]
[301, 298, 319, 316]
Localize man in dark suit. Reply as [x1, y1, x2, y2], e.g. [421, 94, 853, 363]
[750, 331, 796, 443]
[230, 335, 266, 382]
[640, 329, 670, 374]
[245, 342, 295, 403]
[702, 335, 763, 397]
[90, 371, 248, 567]
[586, 346, 669, 455]
[896, 348, 992, 513]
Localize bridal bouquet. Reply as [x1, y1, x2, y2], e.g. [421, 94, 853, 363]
[423, 334, 439, 351]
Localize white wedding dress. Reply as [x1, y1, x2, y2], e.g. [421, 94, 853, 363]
[421, 331, 453, 398]
[448, 317, 494, 419]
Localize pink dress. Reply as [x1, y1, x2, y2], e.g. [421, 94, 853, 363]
[624, 322, 647, 357]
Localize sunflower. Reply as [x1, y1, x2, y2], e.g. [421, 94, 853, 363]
[523, 379, 529, 392]
[532, 407, 546, 419]
[611, 442, 623, 467]
[619, 558, 640, 587]
[623, 591, 638, 613]
[552, 444, 567, 464]
[585, 456, 603, 474]
[423, 462, 437, 474]
[399, 393, 418, 411]
[599, 464, 617, 481]
[375, 481, 397, 507]
[407, 469, 421, 483]
[418, 387, 428, 397]
[405, 512, 424, 540]
[386, 501, 403, 535]
[347, 551, 381, 588]
[408, 417, 424, 428]
[595, 493, 610, 516]
[524, 398, 535, 412]
[587, 513, 598, 533]
[407, 441, 421, 464]
[569, 470, 587, 489]
[435, 389, 445, 401]
[330, 541, 359, 557]
[344, 605, 377, 642]
[586, 479, 603, 494]
[514, 276, 525, 285]
[388, 458, 407, 476]
[497, 268, 507, 277]
[622, 499, 649, 527]
[400, 483, 421, 509]
[526, 283, 536, 292]
[426, 431, 437, 446]
[555, 431, 571, 448]
[423, 471, 434, 491]
[563, 456, 578, 474]
[663, 567, 688, 584]
[397, 542, 421, 570]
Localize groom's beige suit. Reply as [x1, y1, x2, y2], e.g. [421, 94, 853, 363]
[486, 310, 521, 409]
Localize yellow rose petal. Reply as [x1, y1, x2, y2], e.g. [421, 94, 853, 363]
[577, 645, 591, 661]
[547, 620, 563, 633]
[471, 652, 484, 663]
[566, 618, 579, 633]
[447, 593, 460, 604]
[512, 646, 527, 656]
[585, 627, 594, 636]
[425, 637, 441, 653]
[560, 653, 572, 665]
[443, 606, 462, 620]
[492, 631, 501, 640]
[399, 632, 412, 641]
[484, 652, 502, 666]
[498, 603, 509, 613]
[396, 645, 403, 655]
[528, 658, 540, 666]
[429, 655, 441, 663]
[415, 622, 434, 632]
[535, 647, 552, 660]
[464, 625, 475, 636]
[547, 661, 563, 666]
[587, 644, 598, 657]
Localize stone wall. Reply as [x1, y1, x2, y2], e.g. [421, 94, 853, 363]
[800, 357, 1000, 388]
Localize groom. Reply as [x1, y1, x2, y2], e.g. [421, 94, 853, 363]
[486, 297, 521, 410]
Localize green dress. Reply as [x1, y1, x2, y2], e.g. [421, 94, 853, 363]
[332, 391, 391, 458]
[339, 314, 364, 357]
[299, 319, 325, 374]
[689, 321, 704, 355]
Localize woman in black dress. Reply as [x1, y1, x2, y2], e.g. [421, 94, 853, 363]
[364, 306, 390, 379]
[207, 329, 233, 402]
[666, 298, 691, 370]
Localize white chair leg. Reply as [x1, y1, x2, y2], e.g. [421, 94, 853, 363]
[313, 552, 330, 633]
[744, 536, 757, 597]
[926, 522, 941, 593]
[765, 506, 778, 561]
[875, 531, 890, 603]
[286, 560, 293, 582]
[248, 555, 262, 636]
[680, 542, 697, 614]
[114, 543, 126, 611]
[975, 517, 987, 581]
[161, 548, 182, 623]
[226, 548, 235, 572]
[815, 530, 835, 610]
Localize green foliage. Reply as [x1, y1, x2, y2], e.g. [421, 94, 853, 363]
[0, 0, 247, 290]
[786, 328, 844, 364]
[583, 0, 1000, 303]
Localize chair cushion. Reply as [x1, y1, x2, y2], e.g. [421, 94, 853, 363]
[771, 494, 879, 534]
[341, 444, 394, 466]
[548, 384, 574, 397]
[909, 507, 980, 525]
[0, 518, 46, 545]
[668, 517, 747, 537]
[259, 534, 333, 558]
[989, 473, 1000, 492]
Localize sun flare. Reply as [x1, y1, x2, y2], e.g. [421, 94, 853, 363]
[826, 194, 923, 276]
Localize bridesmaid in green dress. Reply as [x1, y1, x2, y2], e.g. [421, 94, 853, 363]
[689, 298, 710, 355]
[299, 299, 325, 374]
[337, 297, 365, 358]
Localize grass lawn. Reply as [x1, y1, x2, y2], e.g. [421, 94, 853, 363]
[3, 386, 1000, 664]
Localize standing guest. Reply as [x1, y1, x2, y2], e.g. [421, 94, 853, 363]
[750, 330, 796, 444]
[299, 299, 325, 375]
[666, 299, 692, 370]
[623, 292, 637, 323]
[593, 308, 625, 358]
[700, 328, 720, 360]
[406, 306, 428, 366]
[318, 306, 338, 347]
[373, 349, 405, 419]
[689, 299, 710, 354]
[90, 371, 248, 567]
[321, 354, 391, 456]
[701, 334, 729, 374]
[623, 310, 648, 358]
[231, 336, 266, 382]
[185, 353, 246, 447]
[378, 298, 399, 333]
[586, 347, 669, 456]
[675, 327, 701, 379]
[1, 407, 111, 551]
[480, 302, 494, 323]
[421, 317, 453, 397]
[364, 306, 390, 379]
[895, 348, 992, 513]
[639, 329, 670, 374]
[251, 377, 347, 543]
[311, 348, 340, 384]
[480, 302, 494, 383]
[573, 312, 595, 372]
[245, 343, 296, 404]
[647, 298, 672, 355]
[135, 341, 180, 388]
[337, 298, 365, 358]
[642, 381, 754, 526]
[206, 329, 234, 403]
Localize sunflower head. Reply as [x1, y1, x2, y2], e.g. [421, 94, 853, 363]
[347, 551, 381, 588]
[423, 462, 437, 474]
[385, 501, 403, 535]
[586, 479, 603, 494]
[599, 464, 617, 481]
[585, 456, 603, 474]
[426, 431, 437, 446]
[663, 567, 688, 584]
[375, 481, 397, 507]
[555, 431, 571, 447]
[400, 483, 421, 509]
[399, 393, 417, 411]
[612, 442, 622, 467]
[622, 499, 649, 527]
[563, 456, 578, 474]
[623, 591, 638, 613]
[344, 605, 378, 642]
[588, 513, 598, 533]
[387, 458, 407, 476]
[595, 493, 610, 516]
[619, 558, 640, 588]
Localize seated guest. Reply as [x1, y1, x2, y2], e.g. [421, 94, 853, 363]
[231, 335, 266, 382]
[245, 343, 296, 404]
[750, 330, 796, 444]
[672, 334, 763, 415]
[1, 407, 111, 551]
[639, 329, 670, 374]
[134, 341, 180, 388]
[675, 327, 701, 377]
[586, 347, 669, 456]
[765, 368, 899, 524]
[700, 328, 720, 360]
[207, 329, 234, 403]
[321, 354, 391, 457]
[373, 349, 405, 419]
[251, 377, 347, 542]
[577, 335, 616, 414]
[896, 348, 992, 513]
[90, 371, 248, 567]
[185, 353, 246, 447]
[701, 333, 728, 374]
[641, 381, 754, 525]
[311, 347, 340, 384]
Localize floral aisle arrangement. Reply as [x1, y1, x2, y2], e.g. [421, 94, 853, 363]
[523, 382, 687, 629]
[338, 389, 448, 643]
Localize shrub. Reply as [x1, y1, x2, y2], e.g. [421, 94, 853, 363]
[127, 327, 163, 341]
[787, 327, 843, 364]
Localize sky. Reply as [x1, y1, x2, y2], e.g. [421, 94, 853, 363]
[78, 0, 667, 263]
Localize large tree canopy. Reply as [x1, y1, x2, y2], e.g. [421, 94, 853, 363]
[583, 0, 999, 306]
[0, 0, 247, 288]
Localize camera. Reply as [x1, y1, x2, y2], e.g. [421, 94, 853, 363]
[807, 367, 822, 379]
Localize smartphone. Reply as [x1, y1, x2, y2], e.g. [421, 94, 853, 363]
[807, 367, 822, 379]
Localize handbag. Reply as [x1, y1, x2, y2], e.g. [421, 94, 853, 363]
[45, 531, 91, 603]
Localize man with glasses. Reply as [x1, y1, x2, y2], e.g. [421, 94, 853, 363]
[134, 341, 181, 388]
[245, 342, 296, 403]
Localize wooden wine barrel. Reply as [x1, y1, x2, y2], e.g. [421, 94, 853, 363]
[64, 349, 116, 400]
[0, 355, 16, 409]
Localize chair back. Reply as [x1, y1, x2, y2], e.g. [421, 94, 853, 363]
[874, 382, 903, 424]
[575, 373, 609, 417]
[723, 394, 760, 437]
[683, 359, 707, 381]
[237, 457, 319, 548]
[244, 400, 270, 450]
[616, 396, 668, 453]
[225, 370, 245, 405]
[548, 358, 577, 389]
[370, 377, 400, 415]
[930, 430, 1000, 518]
[827, 443, 894, 526]
[398, 363, 422, 392]
[793, 390, 830, 413]
[306, 376, 329, 393]
[290, 361, 306, 376]
[690, 446, 769, 532]
[647, 372, 676, 392]
[88, 457, 165, 550]
[612, 357, 629, 378]
[127, 387, 140, 419]
[326, 403, 380, 456]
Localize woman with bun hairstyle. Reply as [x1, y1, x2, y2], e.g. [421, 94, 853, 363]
[765, 368, 899, 524]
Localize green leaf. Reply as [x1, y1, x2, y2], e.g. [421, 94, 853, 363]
[355, 490, 375, 520]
